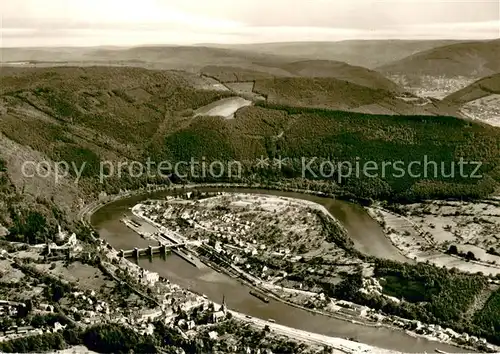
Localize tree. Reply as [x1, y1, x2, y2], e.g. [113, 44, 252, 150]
[45, 282, 67, 303]
[16, 304, 29, 318]
[447, 245, 458, 255]
[0, 317, 13, 331]
[466, 251, 476, 261]
[334, 272, 363, 300]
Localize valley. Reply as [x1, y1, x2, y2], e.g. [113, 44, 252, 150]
[1, 34, 500, 354]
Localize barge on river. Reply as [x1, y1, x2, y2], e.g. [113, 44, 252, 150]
[249, 290, 269, 303]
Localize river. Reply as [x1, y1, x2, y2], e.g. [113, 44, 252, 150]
[91, 187, 470, 353]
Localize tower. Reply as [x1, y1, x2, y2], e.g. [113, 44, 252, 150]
[220, 294, 227, 314]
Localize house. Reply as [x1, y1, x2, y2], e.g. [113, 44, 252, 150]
[211, 311, 226, 323]
[53, 322, 67, 333]
[17, 326, 34, 334]
[336, 301, 368, 316]
[141, 269, 159, 285]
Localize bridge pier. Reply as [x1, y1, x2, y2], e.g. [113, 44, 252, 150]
[119, 249, 124, 257]
[133, 247, 139, 260]
[148, 245, 153, 257]
[160, 244, 167, 257]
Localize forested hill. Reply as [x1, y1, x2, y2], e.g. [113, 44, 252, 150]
[0, 66, 499, 227]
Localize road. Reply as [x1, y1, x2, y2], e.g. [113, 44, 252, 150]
[229, 311, 400, 354]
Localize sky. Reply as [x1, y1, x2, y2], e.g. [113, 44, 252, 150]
[1, 0, 499, 47]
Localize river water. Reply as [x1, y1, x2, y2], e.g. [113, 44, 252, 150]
[91, 187, 470, 353]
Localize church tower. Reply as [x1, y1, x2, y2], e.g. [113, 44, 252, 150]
[220, 294, 227, 314]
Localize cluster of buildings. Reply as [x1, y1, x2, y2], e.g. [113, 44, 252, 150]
[411, 321, 496, 351]
[68, 290, 111, 325]
[360, 278, 401, 304]
[0, 300, 24, 317]
[0, 298, 72, 342]
[0, 326, 43, 342]
[356, 279, 497, 351]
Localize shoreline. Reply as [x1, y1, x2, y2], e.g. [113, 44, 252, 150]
[93, 217, 397, 352]
[82, 183, 483, 353]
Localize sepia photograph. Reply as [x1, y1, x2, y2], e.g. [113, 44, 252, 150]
[0, 1, 499, 353]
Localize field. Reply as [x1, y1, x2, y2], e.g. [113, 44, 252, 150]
[34, 261, 115, 293]
[368, 200, 500, 276]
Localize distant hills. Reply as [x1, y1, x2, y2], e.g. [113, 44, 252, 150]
[1, 45, 406, 92]
[0, 46, 290, 72]
[378, 39, 500, 78]
[276, 60, 402, 92]
[202, 40, 465, 69]
[1, 39, 470, 73]
[201, 60, 401, 92]
[200, 65, 291, 82]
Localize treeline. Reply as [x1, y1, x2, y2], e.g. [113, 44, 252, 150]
[0, 324, 158, 353]
[3, 67, 500, 207]
[0, 332, 67, 353]
[249, 103, 499, 201]
[373, 260, 488, 323]
[325, 260, 500, 345]
[7, 210, 52, 244]
[473, 288, 500, 344]
[314, 210, 359, 256]
[5, 203, 67, 245]
[0, 320, 310, 354]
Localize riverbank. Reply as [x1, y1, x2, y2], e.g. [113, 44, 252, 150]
[89, 210, 399, 353]
[84, 183, 479, 353]
[129, 198, 380, 327]
[180, 226, 481, 354]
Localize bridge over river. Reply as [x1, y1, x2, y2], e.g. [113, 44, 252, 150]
[120, 243, 176, 258]
[119, 239, 201, 267]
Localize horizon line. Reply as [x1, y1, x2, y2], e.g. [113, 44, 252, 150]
[1, 37, 499, 49]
